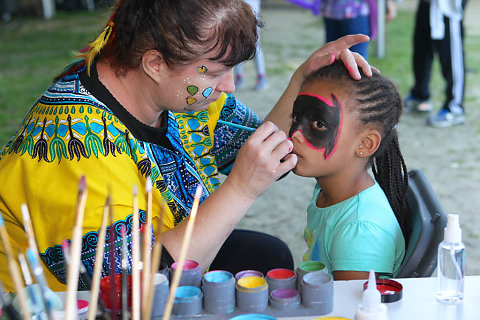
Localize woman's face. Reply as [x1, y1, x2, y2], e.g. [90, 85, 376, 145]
[289, 81, 360, 178]
[158, 56, 235, 113]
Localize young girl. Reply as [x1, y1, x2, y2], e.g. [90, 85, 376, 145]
[290, 60, 411, 280]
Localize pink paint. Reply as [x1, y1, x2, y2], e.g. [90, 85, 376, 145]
[267, 268, 295, 280]
[298, 92, 333, 107]
[172, 259, 199, 270]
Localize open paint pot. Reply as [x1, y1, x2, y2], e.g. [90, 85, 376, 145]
[269, 288, 300, 310]
[296, 261, 327, 291]
[363, 278, 403, 303]
[301, 270, 333, 314]
[266, 268, 296, 294]
[170, 260, 202, 288]
[236, 276, 269, 312]
[202, 270, 236, 314]
[172, 285, 203, 316]
[99, 274, 132, 312]
[150, 273, 169, 317]
[235, 269, 264, 280]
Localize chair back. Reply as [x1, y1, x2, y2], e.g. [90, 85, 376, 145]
[396, 169, 447, 278]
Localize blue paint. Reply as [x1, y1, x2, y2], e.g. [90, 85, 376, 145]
[204, 270, 232, 283]
[175, 286, 201, 299]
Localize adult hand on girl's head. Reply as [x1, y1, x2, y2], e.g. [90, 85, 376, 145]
[225, 121, 297, 201]
[297, 34, 376, 81]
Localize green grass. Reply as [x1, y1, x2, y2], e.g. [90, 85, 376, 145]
[0, 9, 110, 145]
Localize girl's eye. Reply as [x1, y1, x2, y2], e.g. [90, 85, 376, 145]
[312, 120, 327, 130]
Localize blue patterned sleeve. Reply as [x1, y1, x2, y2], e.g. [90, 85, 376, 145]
[213, 93, 262, 174]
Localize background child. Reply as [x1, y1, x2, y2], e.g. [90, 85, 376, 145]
[234, 0, 268, 91]
[289, 60, 411, 280]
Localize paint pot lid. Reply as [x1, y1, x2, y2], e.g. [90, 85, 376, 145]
[363, 278, 403, 303]
[235, 269, 264, 280]
[77, 299, 89, 314]
[230, 314, 278, 320]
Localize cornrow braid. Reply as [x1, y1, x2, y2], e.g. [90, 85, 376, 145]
[305, 61, 411, 240]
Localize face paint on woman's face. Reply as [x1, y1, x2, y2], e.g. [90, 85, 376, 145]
[184, 65, 214, 108]
[289, 92, 343, 159]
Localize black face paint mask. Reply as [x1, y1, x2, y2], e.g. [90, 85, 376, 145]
[289, 92, 343, 159]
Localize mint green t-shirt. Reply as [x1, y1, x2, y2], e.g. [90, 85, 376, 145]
[303, 181, 405, 277]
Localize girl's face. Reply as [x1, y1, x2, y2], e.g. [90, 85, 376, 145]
[158, 56, 235, 113]
[289, 81, 361, 178]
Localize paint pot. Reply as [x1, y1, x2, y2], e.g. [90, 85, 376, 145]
[301, 270, 333, 314]
[266, 268, 296, 294]
[230, 314, 278, 320]
[235, 269, 264, 280]
[170, 260, 202, 288]
[236, 276, 269, 313]
[269, 288, 300, 310]
[172, 286, 203, 316]
[99, 274, 132, 312]
[158, 261, 170, 282]
[202, 270, 235, 314]
[363, 278, 403, 303]
[150, 273, 170, 318]
[296, 260, 327, 291]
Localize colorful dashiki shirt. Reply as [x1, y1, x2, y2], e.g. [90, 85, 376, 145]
[0, 63, 261, 291]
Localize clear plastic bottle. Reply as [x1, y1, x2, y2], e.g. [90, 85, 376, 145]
[354, 269, 389, 320]
[436, 214, 465, 303]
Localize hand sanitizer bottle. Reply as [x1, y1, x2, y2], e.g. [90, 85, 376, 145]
[436, 213, 465, 303]
[354, 269, 389, 320]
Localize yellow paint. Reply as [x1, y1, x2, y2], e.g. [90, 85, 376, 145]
[237, 276, 266, 289]
[313, 317, 351, 320]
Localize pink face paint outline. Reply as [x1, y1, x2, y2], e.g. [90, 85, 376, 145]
[293, 92, 343, 160]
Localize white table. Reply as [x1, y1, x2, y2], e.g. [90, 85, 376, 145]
[279, 276, 480, 320]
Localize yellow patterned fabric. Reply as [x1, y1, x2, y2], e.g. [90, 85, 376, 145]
[0, 67, 259, 291]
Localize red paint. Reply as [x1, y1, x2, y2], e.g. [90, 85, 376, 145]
[267, 268, 295, 279]
[99, 274, 132, 311]
[172, 259, 199, 270]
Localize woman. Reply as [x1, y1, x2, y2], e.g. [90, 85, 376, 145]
[0, 0, 371, 291]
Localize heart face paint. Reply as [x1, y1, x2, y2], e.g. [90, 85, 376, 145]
[289, 92, 343, 159]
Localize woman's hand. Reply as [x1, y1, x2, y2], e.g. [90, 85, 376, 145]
[296, 34, 374, 81]
[224, 121, 297, 200]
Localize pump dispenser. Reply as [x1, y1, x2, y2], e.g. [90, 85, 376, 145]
[354, 269, 389, 320]
[436, 214, 465, 303]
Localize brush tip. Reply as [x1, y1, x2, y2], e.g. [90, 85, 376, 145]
[146, 176, 152, 193]
[0, 213, 4, 226]
[61, 239, 70, 250]
[79, 175, 87, 191]
[194, 184, 203, 198]
[133, 184, 138, 195]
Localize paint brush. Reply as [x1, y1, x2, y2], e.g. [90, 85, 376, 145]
[0, 213, 31, 320]
[131, 185, 141, 320]
[143, 199, 168, 319]
[162, 184, 202, 320]
[65, 175, 88, 320]
[87, 196, 110, 320]
[26, 248, 54, 320]
[141, 176, 153, 315]
[120, 226, 129, 320]
[20, 203, 51, 319]
[0, 278, 21, 320]
[217, 119, 256, 132]
[108, 195, 118, 320]
[18, 252, 40, 316]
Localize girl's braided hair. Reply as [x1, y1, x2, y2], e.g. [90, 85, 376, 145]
[305, 61, 412, 240]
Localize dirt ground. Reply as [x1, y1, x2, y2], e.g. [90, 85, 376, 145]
[235, 0, 480, 276]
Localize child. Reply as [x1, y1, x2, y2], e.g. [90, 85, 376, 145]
[289, 60, 411, 280]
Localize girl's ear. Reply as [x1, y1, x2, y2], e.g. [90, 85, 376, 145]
[142, 50, 167, 83]
[356, 129, 381, 158]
